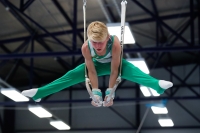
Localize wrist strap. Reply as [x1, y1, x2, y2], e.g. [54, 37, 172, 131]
[92, 89, 102, 97]
[105, 88, 115, 98]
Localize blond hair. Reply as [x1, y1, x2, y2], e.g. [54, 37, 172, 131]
[87, 21, 109, 42]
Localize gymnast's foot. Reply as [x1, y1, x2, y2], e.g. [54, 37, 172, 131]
[21, 89, 41, 102]
[159, 80, 173, 89]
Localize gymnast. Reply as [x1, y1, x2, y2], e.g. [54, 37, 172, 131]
[22, 21, 173, 107]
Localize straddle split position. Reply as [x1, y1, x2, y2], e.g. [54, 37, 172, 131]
[22, 21, 173, 107]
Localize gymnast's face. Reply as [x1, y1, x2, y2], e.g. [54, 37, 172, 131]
[90, 36, 109, 53]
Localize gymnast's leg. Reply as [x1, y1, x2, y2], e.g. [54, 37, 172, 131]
[121, 59, 173, 94]
[22, 63, 86, 101]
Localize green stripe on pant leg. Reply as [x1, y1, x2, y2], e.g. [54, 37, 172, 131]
[121, 59, 165, 94]
[33, 63, 86, 100]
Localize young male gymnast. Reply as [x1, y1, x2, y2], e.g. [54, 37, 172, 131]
[22, 21, 173, 107]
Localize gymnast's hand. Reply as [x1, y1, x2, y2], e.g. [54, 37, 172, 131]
[103, 96, 114, 107]
[91, 89, 103, 107]
[103, 88, 115, 107]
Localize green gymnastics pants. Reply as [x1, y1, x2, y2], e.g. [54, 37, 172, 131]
[33, 59, 165, 100]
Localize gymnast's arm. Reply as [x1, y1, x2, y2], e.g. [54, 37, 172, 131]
[109, 36, 121, 88]
[82, 41, 98, 88]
